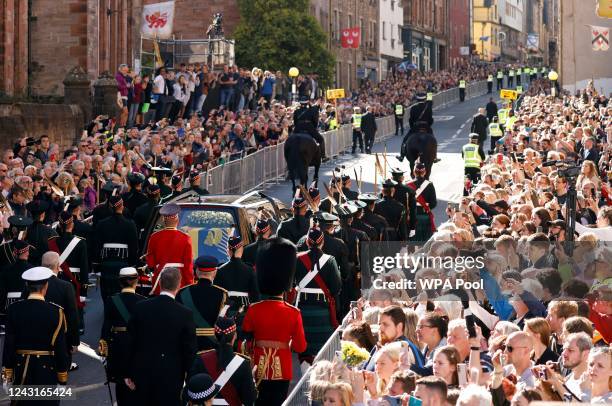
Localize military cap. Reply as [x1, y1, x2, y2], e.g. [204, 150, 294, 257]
[358, 193, 379, 203]
[58, 211, 73, 225]
[256, 238, 297, 296]
[171, 175, 183, 186]
[119, 267, 138, 278]
[341, 175, 351, 183]
[8, 215, 33, 228]
[13, 240, 30, 256]
[109, 195, 123, 208]
[147, 184, 161, 196]
[127, 172, 145, 185]
[313, 211, 339, 225]
[182, 373, 220, 403]
[255, 218, 271, 234]
[159, 203, 180, 218]
[214, 316, 237, 337]
[390, 168, 405, 179]
[292, 195, 307, 209]
[101, 182, 121, 194]
[306, 227, 324, 246]
[26, 199, 49, 215]
[22, 266, 53, 282]
[227, 234, 243, 250]
[336, 203, 358, 219]
[382, 179, 398, 189]
[349, 200, 367, 210]
[194, 255, 219, 272]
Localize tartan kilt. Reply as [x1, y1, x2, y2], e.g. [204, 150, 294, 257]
[299, 302, 335, 357]
[413, 213, 434, 241]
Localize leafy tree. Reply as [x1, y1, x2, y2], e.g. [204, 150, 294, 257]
[234, 0, 335, 86]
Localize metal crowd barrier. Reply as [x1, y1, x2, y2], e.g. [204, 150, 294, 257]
[202, 80, 491, 195]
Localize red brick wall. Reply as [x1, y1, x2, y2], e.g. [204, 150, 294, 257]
[0, 2, 5, 94]
[29, 0, 88, 97]
[449, 0, 470, 65]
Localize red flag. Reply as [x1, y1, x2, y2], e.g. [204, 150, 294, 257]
[341, 27, 360, 49]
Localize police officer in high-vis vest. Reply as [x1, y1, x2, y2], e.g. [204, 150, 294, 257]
[351, 106, 364, 154]
[497, 70, 504, 90]
[508, 68, 515, 88]
[487, 74, 493, 93]
[393, 99, 404, 137]
[462, 134, 484, 185]
[459, 78, 466, 102]
[488, 116, 503, 154]
[497, 105, 509, 131]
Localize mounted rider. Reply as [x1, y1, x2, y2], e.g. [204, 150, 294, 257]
[293, 100, 328, 162]
[398, 92, 435, 162]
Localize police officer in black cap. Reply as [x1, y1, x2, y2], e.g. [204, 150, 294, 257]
[391, 168, 417, 237]
[2, 267, 70, 391]
[26, 199, 58, 266]
[0, 215, 32, 269]
[177, 256, 227, 351]
[349, 200, 378, 241]
[133, 183, 162, 240]
[161, 174, 185, 203]
[215, 234, 260, 338]
[0, 240, 32, 319]
[184, 169, 210, 196]
[293, 100, 328, 161]
[358, 194, 388, 241]
[276, 191, 310, 244]
[98, 267, 146, 405]
[375, 180, 407, 241]
[121, 172, 148, 217]
[95, 194, 139, 303]
[243, 218, 272, 266]
[189, 317, 257, 406]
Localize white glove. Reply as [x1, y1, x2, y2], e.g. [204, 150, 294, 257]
[3, 380, 11, 394]
[409, 230, 416, 238]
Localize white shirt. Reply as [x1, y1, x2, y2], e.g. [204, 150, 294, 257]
[153, 75, 166, 94]
[160, 291, 176, 300]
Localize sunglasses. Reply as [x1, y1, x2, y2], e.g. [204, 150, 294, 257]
[505, 345, 527, 353]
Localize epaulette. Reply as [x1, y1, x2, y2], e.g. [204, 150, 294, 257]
[48, 301, 65, 311]
[213, 284, 228, 294]
[196, 349, 215, 355]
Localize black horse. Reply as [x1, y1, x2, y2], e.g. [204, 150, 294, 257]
[284, 133, 321, 193]
[399, 122, 437, 179]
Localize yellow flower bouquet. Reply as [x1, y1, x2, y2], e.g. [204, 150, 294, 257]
[340, 340, 370, 368]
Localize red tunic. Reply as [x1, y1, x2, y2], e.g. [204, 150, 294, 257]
[242, 299, 307, 381]
[145, 227, 194, 295]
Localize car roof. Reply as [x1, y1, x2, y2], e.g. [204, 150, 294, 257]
[166, 190, 285, 209]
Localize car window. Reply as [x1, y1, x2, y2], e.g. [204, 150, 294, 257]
[152, 206, 238, 263]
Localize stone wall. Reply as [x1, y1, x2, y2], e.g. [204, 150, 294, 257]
[0, 103, 83, 151]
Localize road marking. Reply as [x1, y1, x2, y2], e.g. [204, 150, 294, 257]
[459, 124, 465, 129]
[433, 115, 455, 121]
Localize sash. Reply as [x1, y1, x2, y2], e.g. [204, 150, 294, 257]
[48, 237, 84, 309]
[200, 352, 243, 406]
[407, 181, 436, 232]
[111, 295, 131, 324]
[58, 237, 81, 265]
[286, 253, 330, 304]
[291, 252, 339, 328]
[180, 288, 217, 344]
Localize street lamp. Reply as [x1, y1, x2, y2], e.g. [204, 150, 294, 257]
[289, 67, 299, 103]
[548, 70, 558, 97]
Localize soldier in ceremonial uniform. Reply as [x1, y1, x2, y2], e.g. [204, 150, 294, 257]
[242, 218, 272, 266]
[189, 317, 257, 406]
[359, 194, 388, 241]
[184, 169, 209, 195]
[160, 175, 184, 204]
[242, 238, 306, 406]
[306, 183, 321, 216]
[98, 267, 146, 405]
[26, 200, 58, 266]
[276, 192, 309, 244]
[406, 162, 437, 241]
[182, 373, 222, 406]
[177, 256, 227, 351]
[391, 168, 417, 238]
[92, 182, 124, 226]
[0, 241, 32, 320]
[156, 169, 173, 199]
[145, 203, 193, 294]
[293, 100, 327, 161]
[95, 195, 139, 303]
[65, 196, 93, 255]
[1, 267, 69, 402]
[291, 227, 341, 366]
[121, 172, 148, 217]
[215, 235, 259, 340]
[408, 93, 434, 133]
[374, 180, 407, 241]
[125, 267, 197, 406]
[0, 215, 32, 269]
[319, 178, 340, 214]
[349, 200, 378, 241]
[133, 184, 161, 241]
[341, 175, 359, 201]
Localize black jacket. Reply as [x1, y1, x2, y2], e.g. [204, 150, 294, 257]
[470, 114, 489, 141]
[215, 257, 260, 309]
[44, 276, 80, 348]
[276, 215, 309, 245]
[409, 101, 433, 129]
[26, 221, 58, 266]
[361, 112, 377, 136]
[127, 295, 197, 405]
[486, 101, 498, 121]
[95, 213, 139, 265]
[121, 190, 149, 218]
[242, 239, 267, 266]
[374, 197, 407, 241]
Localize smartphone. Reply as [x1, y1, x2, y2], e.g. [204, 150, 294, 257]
[408, 396, 423, 406]
[457, 363, 468, 387]
[350, 301, 358, 319]
[465, 309, 477, 338]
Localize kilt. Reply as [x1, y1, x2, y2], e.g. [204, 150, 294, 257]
[299, 302, 335, 358]
[413, 213, 434, 241]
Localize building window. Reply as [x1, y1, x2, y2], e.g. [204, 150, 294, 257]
[348, 62, 352, 90]
[398, 26, 402, 44]
[423, 46, 430, 71]
[348, 13, 352, 29]
[360, 17, 364, 45]
[391, 0, 395, 11]
[382, 21, 386, 40]
[333, 10, 339, 40]
[337, 61, 342, 87]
